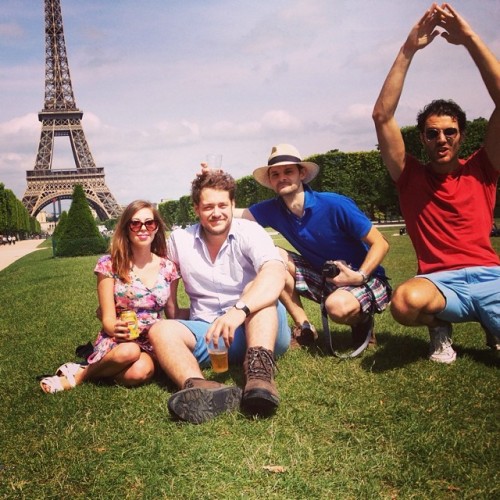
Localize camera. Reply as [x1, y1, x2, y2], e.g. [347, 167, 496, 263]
[322, 260, 340, 278]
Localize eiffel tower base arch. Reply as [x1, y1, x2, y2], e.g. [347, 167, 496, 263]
[23, 168, 122, 220]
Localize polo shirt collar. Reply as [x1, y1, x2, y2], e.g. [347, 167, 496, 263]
[276, 183, 316, 216]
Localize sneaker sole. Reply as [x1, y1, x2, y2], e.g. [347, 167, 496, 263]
[167, 386, 242, 424]
[241, 388, 279, 417]
[428, 351, 457, 364]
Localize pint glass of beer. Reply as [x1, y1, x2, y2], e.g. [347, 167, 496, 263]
[207, 337, 228, 373]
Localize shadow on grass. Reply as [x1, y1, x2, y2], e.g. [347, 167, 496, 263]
[457, 346, 500, 369]
[360, 332, 430, 372]
[359, 332, 500, 372]
[291, 328, 428, 370]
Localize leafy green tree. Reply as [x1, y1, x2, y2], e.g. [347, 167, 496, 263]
[103, 217, 118, 231]
[0, 183, 40, 239]
[178, 195, 196, 227]
[158, 200, 180, 229]
[56, 185, 107, 257]
[0, 184, 7, 233]
[235, 176, 260, 208]
[309, 150, 399, 219]
[460, 117, 488, 158]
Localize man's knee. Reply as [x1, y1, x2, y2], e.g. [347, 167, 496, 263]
[122, 359, 155, 386]
[113, 342, 142, 365]
[325, 291, 359, 323]
[392, 281, 426, 310]
[390, 279, 443, 324]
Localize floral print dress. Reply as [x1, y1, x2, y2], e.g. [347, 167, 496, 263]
[87, 254, 179, 364]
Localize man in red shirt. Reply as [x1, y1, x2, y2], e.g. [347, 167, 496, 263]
[372, 3, 499, 363]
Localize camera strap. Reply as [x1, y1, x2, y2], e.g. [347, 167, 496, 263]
[321, 277, 375, 359]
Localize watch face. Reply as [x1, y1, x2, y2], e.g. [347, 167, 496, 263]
[235, 301, 250, 316]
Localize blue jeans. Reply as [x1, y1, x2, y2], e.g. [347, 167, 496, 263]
[418, 266, 500, 333]
[178, 301, 291, 366]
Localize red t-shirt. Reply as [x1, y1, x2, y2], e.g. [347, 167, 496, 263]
[397, 148, 499, 274]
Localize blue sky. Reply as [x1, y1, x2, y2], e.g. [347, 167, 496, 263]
[1, 0, 499, 207]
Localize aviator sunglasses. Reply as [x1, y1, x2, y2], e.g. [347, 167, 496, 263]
[128, 219, 159, 232]
[424, 127, 458, 141]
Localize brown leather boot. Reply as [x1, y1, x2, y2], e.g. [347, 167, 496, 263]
[167, 377, 242, 424]
[241, 347, 279, 417]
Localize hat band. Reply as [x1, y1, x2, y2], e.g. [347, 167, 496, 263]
[268, 154, 301, 166]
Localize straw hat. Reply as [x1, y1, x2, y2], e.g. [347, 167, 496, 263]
[252, 144, 319, 189]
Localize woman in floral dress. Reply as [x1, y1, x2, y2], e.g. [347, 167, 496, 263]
[41, 200, 180, 393]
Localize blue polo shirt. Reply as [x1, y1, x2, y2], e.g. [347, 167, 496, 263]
[249, 184, 385, 276]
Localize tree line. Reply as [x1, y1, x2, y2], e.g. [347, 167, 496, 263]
[1, 119, 495, 245]
[0, 183, 41, 239]
[159, 119, 498, 227]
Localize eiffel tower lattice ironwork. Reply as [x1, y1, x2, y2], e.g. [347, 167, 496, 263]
[22, 0, 121, 220]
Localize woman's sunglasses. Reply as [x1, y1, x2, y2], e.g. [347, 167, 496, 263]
[424, 127, 458, 141]
[128, 219, 159, 232]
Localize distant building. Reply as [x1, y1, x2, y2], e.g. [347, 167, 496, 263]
[36, 211, 56, 235]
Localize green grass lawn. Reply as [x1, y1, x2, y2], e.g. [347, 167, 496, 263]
[0, 229, 498, 498]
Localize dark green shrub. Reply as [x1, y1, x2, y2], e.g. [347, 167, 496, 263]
[56, 185, 107, 257]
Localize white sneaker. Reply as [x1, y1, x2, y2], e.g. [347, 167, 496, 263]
[428, 324, 457, 364]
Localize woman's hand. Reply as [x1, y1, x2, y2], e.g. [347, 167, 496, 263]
[101, 317, 131, 341]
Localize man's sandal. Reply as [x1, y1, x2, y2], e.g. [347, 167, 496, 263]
[40, 362, 83, 394]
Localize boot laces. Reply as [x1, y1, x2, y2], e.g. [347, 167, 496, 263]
[246, 347, 277, 382]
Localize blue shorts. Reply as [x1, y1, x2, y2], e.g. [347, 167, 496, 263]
[178, 301, 291, 366]
[418, 266, 500, 333]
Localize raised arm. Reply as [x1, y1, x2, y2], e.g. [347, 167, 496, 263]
[437, 3, 500, 169]
[372, 5, 440, 181]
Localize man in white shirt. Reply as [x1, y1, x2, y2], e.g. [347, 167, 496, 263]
[149, 170, 290, 424]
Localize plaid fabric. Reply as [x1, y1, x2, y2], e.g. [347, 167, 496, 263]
[290, 252, 391, 314]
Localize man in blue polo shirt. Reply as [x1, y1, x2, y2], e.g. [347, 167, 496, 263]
[235, 144, 391, 349]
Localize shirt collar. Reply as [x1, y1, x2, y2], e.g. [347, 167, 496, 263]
[302, 183, 316, 209]
[276, 183, 316, 216]
[193, 221, 236, 243]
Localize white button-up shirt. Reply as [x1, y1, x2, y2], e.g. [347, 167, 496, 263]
[167, 218, 283, 323]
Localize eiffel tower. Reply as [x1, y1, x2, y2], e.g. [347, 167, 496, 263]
[22, 0, 122, 220]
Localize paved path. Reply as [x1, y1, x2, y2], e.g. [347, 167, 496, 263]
[0, 239, 46, 272]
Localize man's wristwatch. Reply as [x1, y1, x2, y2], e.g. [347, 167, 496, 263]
[358, 269, 369, 284]
[234, 301, 251, 317]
